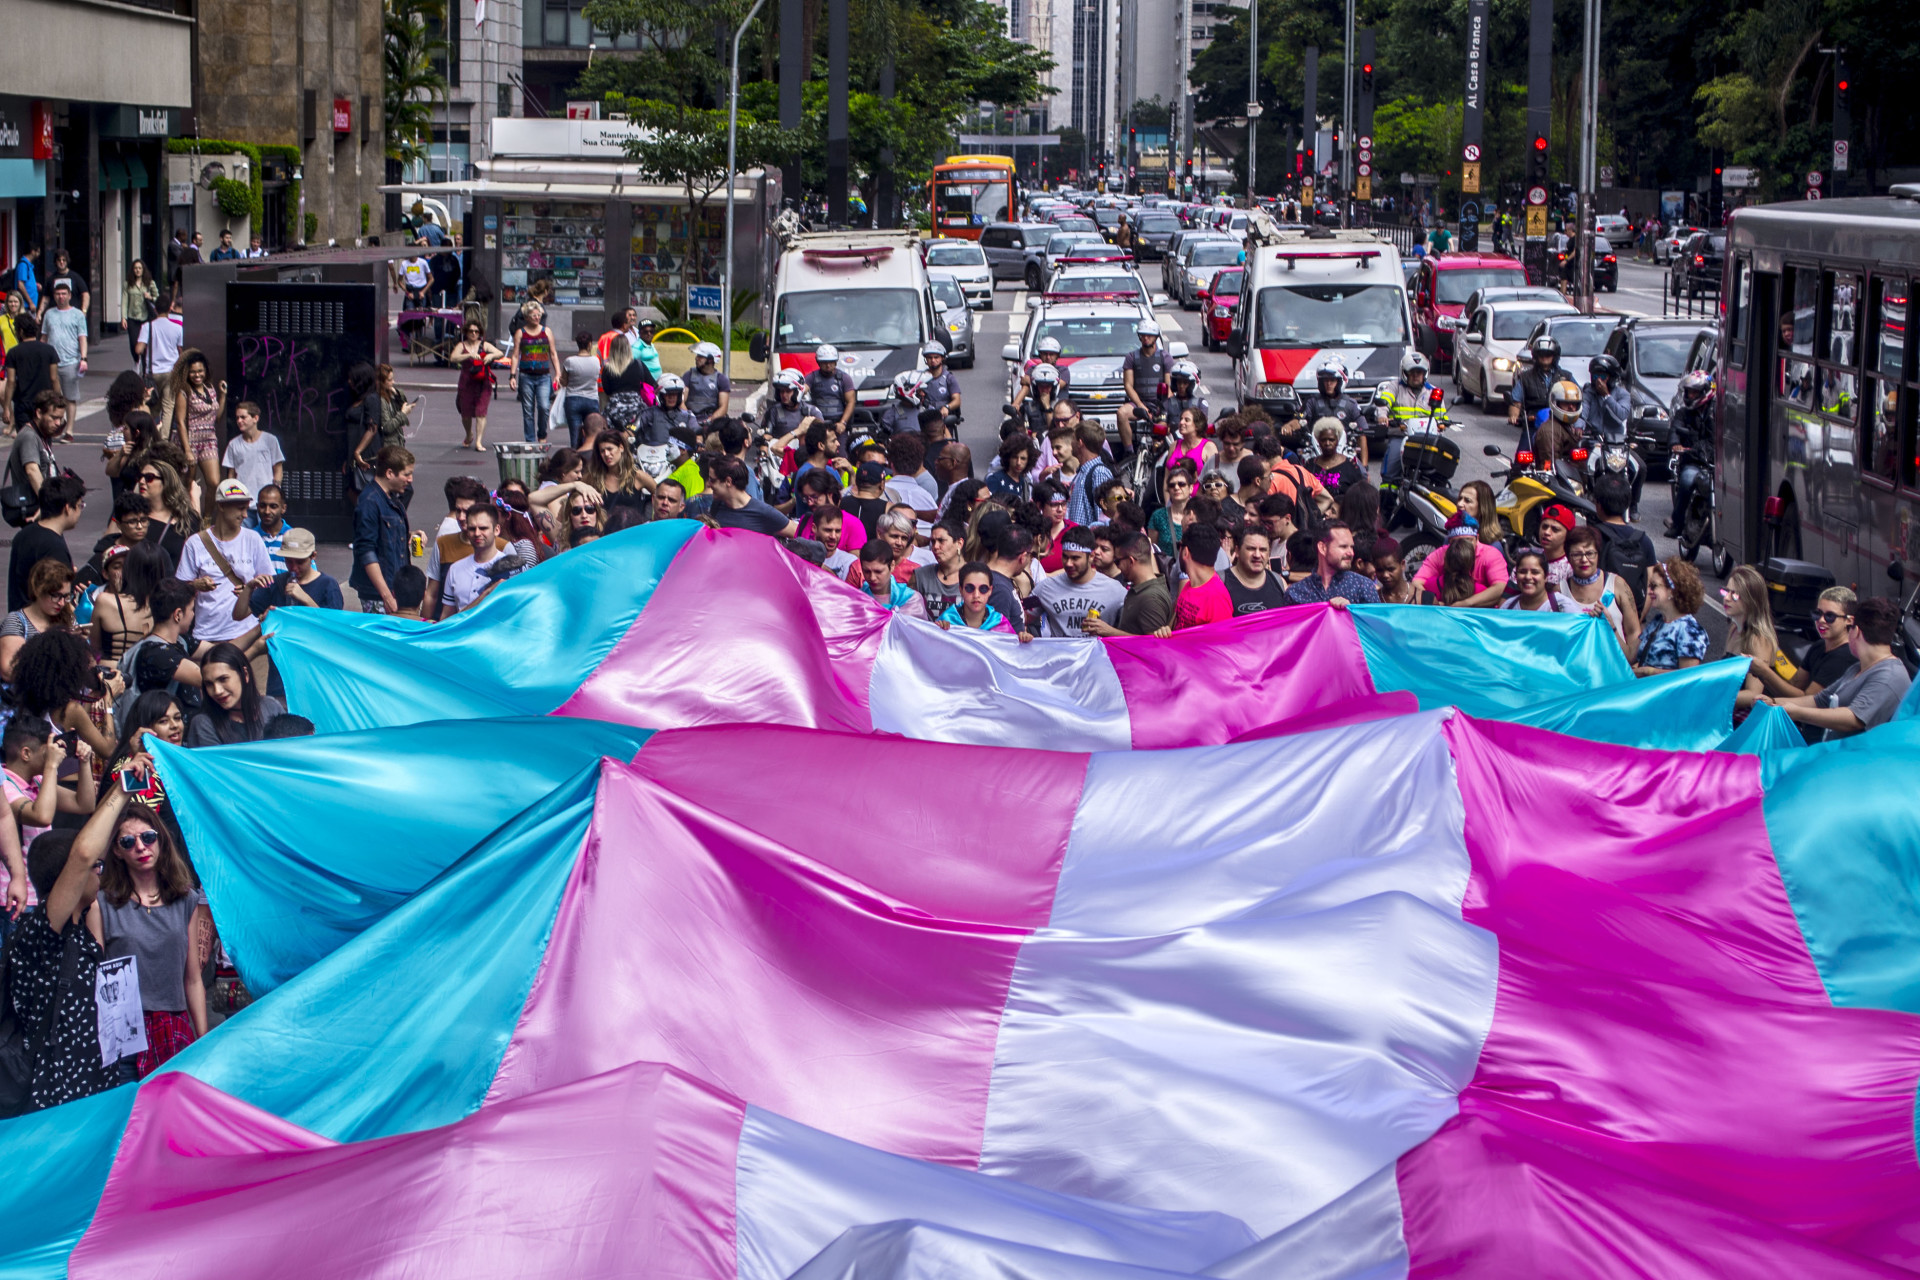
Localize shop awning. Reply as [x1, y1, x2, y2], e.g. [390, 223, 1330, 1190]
[98, 156, 129, 191]
[123, 155, 150, 189]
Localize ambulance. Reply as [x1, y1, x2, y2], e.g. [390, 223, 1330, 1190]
[750, 219, 949, 413]
[1225, 217, 1413, 425]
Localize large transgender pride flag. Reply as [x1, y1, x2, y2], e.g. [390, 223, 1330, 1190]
[264, 522, 1795, 754]
[0, 711, 1907, 1278]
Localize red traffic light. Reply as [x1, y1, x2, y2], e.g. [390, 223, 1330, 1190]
[1837, 79, 1850, 92]
[1362, 63, 1373, 74]
[1532, 136, 1548, 152]
[1714, 167, 1723, 175]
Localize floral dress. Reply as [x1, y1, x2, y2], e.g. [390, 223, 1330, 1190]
[1634, 614, 1709, 669]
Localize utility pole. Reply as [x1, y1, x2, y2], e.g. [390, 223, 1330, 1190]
[778, 0, 802, 207]
[1574, 0, 1599, 311]
[1246, 0, 1257, 205]
[876, 54, 895, 228]
[722, 0, 768, 383]
[1524, 0, 1551, 285]
[1459, 0, 1488, 249]
[1340, 0, 1353, 226]
[826, 0, 849, 225]
[1301, 46, 1317, 212]
[1177, 0, 1193, 195]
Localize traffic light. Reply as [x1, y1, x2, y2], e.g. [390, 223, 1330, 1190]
[1527, 130, 1549, 192]
[1833, 54, 1853, 192]
[1360, 63, 1373, 94]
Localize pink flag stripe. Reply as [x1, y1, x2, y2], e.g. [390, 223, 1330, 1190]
[633, 724, 1078, 930]
[1103, 604, 1378, 749]
[73, 1065, 743, 1280]
[556, 528, 888, 734]
[487, 750, 1088, 1165]
[1403, 717, 1920, 1275]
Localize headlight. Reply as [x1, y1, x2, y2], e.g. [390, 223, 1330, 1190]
[1214, 306, 1231, 317]
[1491, 357, 1514, 372]
[1188, 271, 1204, 284]
[948, 321, 964, 334]
[1254, 383, 1298, 400]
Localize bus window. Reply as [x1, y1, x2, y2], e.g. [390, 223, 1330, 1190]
[1818, 272, 1861, 420]
[1728, 256, 1751, 369]
[1779, 268, 1817, 408]
[1870, 278, 1915, 486]
[1868, 384, 1903, 482]
[1873, 276, 1909, 381]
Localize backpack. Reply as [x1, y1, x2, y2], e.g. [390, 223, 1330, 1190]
[1599, 523, 1656, 599]
[113, 633, 182, 728]
[0, 925, 83, 1119]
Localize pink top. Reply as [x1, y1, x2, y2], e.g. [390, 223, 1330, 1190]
[1414, 539, 1510, 597]
[1, 767, 41, 905]
[1168, 438, 1210, 476]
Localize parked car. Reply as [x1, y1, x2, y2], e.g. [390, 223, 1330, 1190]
[1198, 265, 1243, 352]
[1600, 317, 1714, 476]
[1669, 230, 1726, 298]
[921, 238, 993, 308]
[927, 272, 976, 367]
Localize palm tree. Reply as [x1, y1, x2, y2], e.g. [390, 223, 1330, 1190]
[385, 0, 447, 169]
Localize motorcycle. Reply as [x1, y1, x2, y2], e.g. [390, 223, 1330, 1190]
[1885, 562, 1920, 678]
[1482, 441, 1599, 547]
[1128, 418, 1172, 510]
[1669, 442, 1734, 578]
[1383, 385, 1460, 578]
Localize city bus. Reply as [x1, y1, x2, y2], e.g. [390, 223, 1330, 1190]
[1715, 189, 1920, 596]
[928, 156, 1017, 240]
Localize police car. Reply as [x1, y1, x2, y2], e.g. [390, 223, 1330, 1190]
[1002, 291, 1187, 436]
[1225, 218, 1412, 418]
[1042, 261, 1161, 310]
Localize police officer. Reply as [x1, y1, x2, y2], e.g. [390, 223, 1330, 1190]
[1292, 358, 1367, 463]
[1161, 359, 1208, 432]
[1116, 319, 1170, 456]
[1023, 363, 1067, 436]
[920, 341, 961, 422]
[1507, 334, 1565, 439]
[765, 369, 819, 449]
[635, 373, 698, 476]
[1374, 351, 1444, 491]
[683, 341, 732, 423]
[881, 370, 931, 437]
[1012, 335, 1072, 411]
[1664, 370, 1716, 537]
[805, 344, 857, 432]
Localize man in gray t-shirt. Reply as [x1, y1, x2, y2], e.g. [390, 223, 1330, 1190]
[1031, 530, 1128, 636]
[40, 287, 86, 419]
[1771, 596, 1914, 740]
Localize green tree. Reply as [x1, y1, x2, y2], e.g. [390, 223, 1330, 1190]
[384, 0, 446, 168]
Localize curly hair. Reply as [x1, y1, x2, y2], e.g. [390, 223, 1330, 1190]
[1656, 556, 1705, 616]
[10, 629, 95, 717]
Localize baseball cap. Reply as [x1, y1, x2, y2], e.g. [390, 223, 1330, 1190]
[279, 527, 317, 559]
[215, 478, 252, 505]
[855, 461, 887, 488]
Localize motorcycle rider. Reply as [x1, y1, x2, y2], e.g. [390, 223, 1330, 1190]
[1508, 334, 1566, 449]
[1162, 359, 1208, 432]
[1374, 351, 1444, 492]
[920, 341, 961, 425]
[1116, 319, 1170, 457]
[683, 341, 732, 423]
[1289, 357, 1367, 464]
[1579, 352, 1641, 517]
[881, 370, 931, 438]
[1023, 363, 1067, 436]
[1664, 369, 1717, 538]
[766, 368, 820, 445]
[805, 344, 857, 432]
[635, 373, 699, 477]
[1012, 335, 1072, 411]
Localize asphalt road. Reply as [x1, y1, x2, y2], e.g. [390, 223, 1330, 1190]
[950, 253, 1728, 649]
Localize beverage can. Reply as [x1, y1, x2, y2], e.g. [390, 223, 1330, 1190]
[409, 530, 426, 559]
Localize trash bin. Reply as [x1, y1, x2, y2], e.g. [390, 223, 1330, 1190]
[494, 442, 544, 488]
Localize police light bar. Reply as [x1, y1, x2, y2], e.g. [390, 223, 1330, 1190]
[1043, 291, 1142, 302]
[1056, 255, 1131, 264]
[801, 246, 895, 263]
[1272, 249, 1380, 270]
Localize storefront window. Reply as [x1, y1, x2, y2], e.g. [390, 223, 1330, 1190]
[499, 201, 605, 308]
[629, 201, 725, 311]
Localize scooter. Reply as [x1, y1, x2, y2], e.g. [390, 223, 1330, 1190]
[1384, 385, 1461, 579]
[1482, 441, 1599, 546]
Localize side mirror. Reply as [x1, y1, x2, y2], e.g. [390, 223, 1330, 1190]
[1483, 444, 1501, 456]
[1891, 561, 1907, 584]
[1225, 334, 1245, 359]
[1151, 293, 1171, 308]
[1001, 342, 1021, 362]
[1465, 329, 1484, 342]
[748, 333, 768, 363]
[934, 300, 949, 314]
[1168, 341, 1190, 358]
[1026, 296, 1043, 309]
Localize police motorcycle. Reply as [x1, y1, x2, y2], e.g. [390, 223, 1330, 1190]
[1482, 381, 1599, 545]
[1578, 353, 1641, 518]
[1664, 369, 1733, 577]
[1380, 368, 1461, 579]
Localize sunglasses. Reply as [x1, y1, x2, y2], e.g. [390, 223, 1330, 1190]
[1814, 609, 1850, 624]
[570, 504, 598, 515]
[115, 830, 161, 852]
[961, 583, 994, 595]
[138, 472, 162, 483]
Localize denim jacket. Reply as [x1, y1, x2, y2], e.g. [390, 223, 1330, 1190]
[350, 483, 410, 599]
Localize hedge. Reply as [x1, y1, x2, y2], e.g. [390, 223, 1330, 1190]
[166, 138, 305, 242]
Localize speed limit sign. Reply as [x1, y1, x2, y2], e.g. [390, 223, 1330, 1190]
[1358, 163, 1372, 177]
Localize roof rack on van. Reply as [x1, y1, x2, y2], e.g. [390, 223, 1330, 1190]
[801, 245, 895, 264]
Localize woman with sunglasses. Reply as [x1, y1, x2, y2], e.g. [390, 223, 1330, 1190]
[184, 641, 284, 747]
[96, 794, 210, 1078]
[450, 321, 506, 452]
[554, 490, 605, 553]
[1721, 562, 1798, 686]
[1148, 464, 1195, 562]
[1562, 525, 1640, 660]
[134, 457, 196, 567]
[1631, 557, 1709, 677]
[935, 562, 1016, 634]
[1740, 585, 1859, 733]
[0, 559, 78, 684]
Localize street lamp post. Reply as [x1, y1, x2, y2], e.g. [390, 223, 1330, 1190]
[1340, 0, 1353, 226]
[1246, 0, 1257, 205]
[1574, 0, 1599, 311]
[722, 0, 769, 384]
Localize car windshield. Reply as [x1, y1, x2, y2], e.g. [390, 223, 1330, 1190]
[926, 243, 986, 266]
[930, 278, 966, 308]
[1706, 236, 1727, 253]
[1047, 234, 1105, 255]
[1034, 317, 1140, 358]
[1052, 275, 1144, 299]
[1191, 243, 1243, 267]
[1547, 317, 1618, 355]
[1138, 214, 1178, 232]
[1093, 208, 1121, 227]
[1211, 269, 1245, 295]
[1492, 308, 1569, 340]
[1634, 333, 1696, 378]
[1255, 284, 1409, 347]
[775, 288, 921, 350]
[1436, 268, 1528, 304]
[1056, 217, 1098, 232]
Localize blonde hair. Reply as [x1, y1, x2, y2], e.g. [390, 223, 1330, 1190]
[604, 333, 633, 377]
[1725, 563, 1780, 662]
